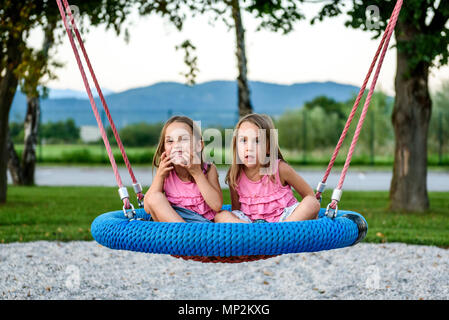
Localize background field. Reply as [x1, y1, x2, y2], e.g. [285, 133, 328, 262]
[11, 143, 449, 168]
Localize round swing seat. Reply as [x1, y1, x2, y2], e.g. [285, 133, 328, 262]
[91, 205, 367, 263]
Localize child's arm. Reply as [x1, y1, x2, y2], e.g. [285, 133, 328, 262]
[214, 184, 247, 223]
[229, 186, 240, 211]
[147, 151, 173, 195]
[279, 161, 314, 197]
[144, 152, 173, 214]
[279, 161, 320, 220]
[190, 164, 223, 212]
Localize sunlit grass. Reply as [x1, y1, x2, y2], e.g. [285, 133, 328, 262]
[1, 186, 448, 247]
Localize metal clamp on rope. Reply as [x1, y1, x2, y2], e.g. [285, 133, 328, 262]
[118, 187, 136, 219]
[123, 203, 136, 220]
[118, 187, 129, 201]
[331, 188, 343, 202]
[325, 203, 338, 219]
[316, 182, 326, 193]
[315, 182, 326, 203]
[132, 183, 142, 194]
[136, 198, 144, 208]
[133, 183, 144, 208]
[325, 188, 343, 218]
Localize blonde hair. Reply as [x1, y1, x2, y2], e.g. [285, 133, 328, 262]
[152, 115, 206, 178]
[225, 113, 284, 190]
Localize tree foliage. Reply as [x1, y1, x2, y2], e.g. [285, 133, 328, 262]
[429, 80, 449, 157]
[277, 91, 394, 156]
[310, 0, 449, 211]
[0, 0, 139, 200]
[108, 122, 165, 147]
[41, 119, 80, 143]
[311, 0, 449, 74]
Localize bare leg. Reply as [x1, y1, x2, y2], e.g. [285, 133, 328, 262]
[283, 196, 320, 222]
[147, 208, 159, 222]
[144, 195, 159, 221]
[144, 196, 159, 221]
[147, 192, 185, 222]
[214, 210, 249, 223]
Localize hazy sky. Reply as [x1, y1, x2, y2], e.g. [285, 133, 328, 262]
[31, 2, 448, 96]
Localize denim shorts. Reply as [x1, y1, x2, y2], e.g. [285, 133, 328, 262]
[149, 205, 212, 223]
[231, 201, 300, 223]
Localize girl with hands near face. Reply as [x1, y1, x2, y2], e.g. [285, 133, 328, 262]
[214, 113, 320, 224]
[155, 151, 174, 179]
[144, 116, 223, 223]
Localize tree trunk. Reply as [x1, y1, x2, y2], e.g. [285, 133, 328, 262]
[0, 51, 22, 203]
[21, 96, 40, 185]
[389, 22, 431, 212]
[0, 80, 19, 203]
[10, 21, 53, 188]
[7, 133, 23, 185]
[231, 0, 253, 118]
[7, 96, 41, 186]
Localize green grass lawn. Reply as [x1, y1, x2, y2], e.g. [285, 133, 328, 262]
[15, 143, 449, 167]
[15, 144, 156, 164]
[1, 186, 448, 247]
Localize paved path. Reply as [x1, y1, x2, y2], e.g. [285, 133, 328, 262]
[8, 166, 449, 191]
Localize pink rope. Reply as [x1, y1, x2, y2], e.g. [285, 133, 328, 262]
[316, 0, 403, 202]
[329, 0, 403, 209]
[60, 0, 144, 203]
[56, 0, 130, 209]
[315, 26, 389, 200]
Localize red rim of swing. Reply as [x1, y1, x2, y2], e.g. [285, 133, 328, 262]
[171, 254, 279, 263]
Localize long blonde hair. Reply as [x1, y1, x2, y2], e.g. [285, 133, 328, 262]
[152, 116, 206, 177]
[225, 113, 284, 190]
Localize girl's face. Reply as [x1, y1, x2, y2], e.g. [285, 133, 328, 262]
[236, 121, 265, 168]
[164, 121, 200, 165]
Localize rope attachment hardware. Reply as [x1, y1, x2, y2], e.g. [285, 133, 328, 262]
[133, 183, 144, 208]
[325, 188, 342, 219]
[123, 203, 136, 220]
[316, 0, 403, 217]
[325, 203, 338, 219]
[57, 0, 145, 212]
[315, 182, 326, 202]
[118, 187, 136, 219]
[331, 188, 343, 203]
[118, 187, 129, 201]
[316, 182, 326, 193]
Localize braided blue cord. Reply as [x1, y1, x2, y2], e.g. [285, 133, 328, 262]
[91, 205, 367, 256]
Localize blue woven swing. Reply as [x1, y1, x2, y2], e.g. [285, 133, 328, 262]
[91, 205, 367, 262]
[57, 0, 403, 263]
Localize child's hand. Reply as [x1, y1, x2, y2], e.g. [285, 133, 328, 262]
[178, 150, 202, 178]
[156, 151, 173, 179]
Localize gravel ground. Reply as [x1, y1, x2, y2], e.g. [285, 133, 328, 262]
[0, 241, 447, 300]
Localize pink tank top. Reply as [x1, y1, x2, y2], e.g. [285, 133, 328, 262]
[235, 159, 298, 222]
[163, 163, 216, 221]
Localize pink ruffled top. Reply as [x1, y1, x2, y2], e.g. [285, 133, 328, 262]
[163, 163, 216, 221]
[235, 159, 298, 222]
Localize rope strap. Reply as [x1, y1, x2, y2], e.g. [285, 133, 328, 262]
[56, 0, 136, 212]
[319, 0, 403, 214]
[57, 0, 144, 210]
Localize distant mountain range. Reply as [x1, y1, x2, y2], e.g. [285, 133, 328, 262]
[10, 80, 360, 128]
[45, 87, 116, 99]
